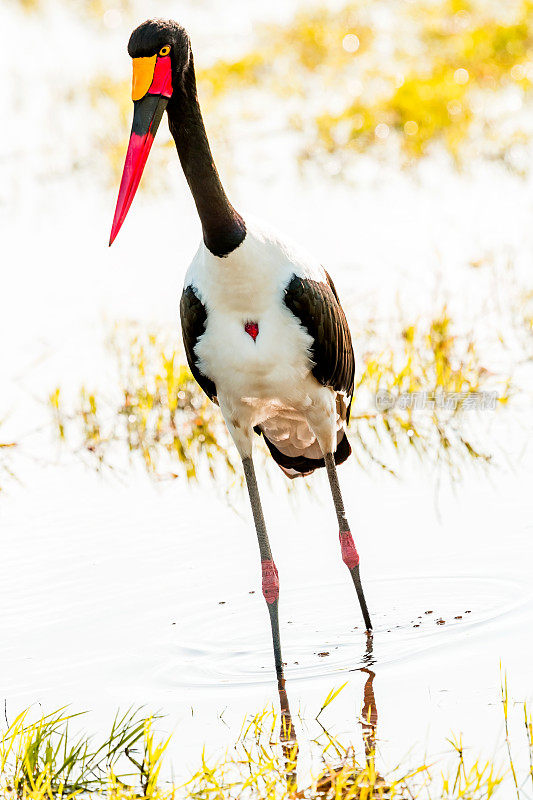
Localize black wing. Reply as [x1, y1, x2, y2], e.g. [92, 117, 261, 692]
[180, 285, 217, 403]
[283, 271, 355, 413]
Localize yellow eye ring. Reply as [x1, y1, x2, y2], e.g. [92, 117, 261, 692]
[159, 45, 171, 57]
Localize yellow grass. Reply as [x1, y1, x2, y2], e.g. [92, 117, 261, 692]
[1, 674, 527, 798]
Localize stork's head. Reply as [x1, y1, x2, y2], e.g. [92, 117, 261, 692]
[109, 19, 190, 246]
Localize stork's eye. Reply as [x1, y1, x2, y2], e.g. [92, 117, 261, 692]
[159, 45, 171, 57]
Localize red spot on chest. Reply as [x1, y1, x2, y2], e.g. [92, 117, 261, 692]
[245, 321, 259, 341]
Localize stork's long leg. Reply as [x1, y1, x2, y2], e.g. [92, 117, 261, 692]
[324, 453, 372, 631]
[242, 456, 284, 678]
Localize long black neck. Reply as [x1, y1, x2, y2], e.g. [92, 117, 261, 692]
[166, 55, 246, 257]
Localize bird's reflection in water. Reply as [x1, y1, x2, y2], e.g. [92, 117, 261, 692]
[277, 676, 298, 793]
[276, 633, 390, 798]
[360, 631, 379, 765]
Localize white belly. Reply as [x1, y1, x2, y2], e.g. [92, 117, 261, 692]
[194, 303, 342, 461]
[195, 302, 316, 418]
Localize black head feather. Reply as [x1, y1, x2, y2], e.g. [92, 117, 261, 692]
[128, 18, 190, 72]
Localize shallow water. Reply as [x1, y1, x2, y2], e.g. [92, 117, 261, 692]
[165, 574, 527, 687]
[1, 453, 532, 785]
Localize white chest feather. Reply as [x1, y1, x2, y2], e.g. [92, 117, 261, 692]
[184, 221, 325, 408]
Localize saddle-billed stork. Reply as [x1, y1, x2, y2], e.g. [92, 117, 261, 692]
[110, 18, 372, 679]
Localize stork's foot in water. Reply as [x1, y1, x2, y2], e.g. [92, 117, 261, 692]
[324, 453, 373, 631]
[349, 563, 372, 632]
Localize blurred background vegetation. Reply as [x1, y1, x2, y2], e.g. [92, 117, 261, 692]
[11, 0, 533, 181]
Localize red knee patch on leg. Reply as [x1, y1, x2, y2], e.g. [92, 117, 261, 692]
[339, 530, 360, 569]
[261, 559, 279, 604]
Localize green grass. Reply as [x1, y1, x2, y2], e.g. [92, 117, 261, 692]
[0, 706, 148, 798]
[2, 674, 531, 799]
